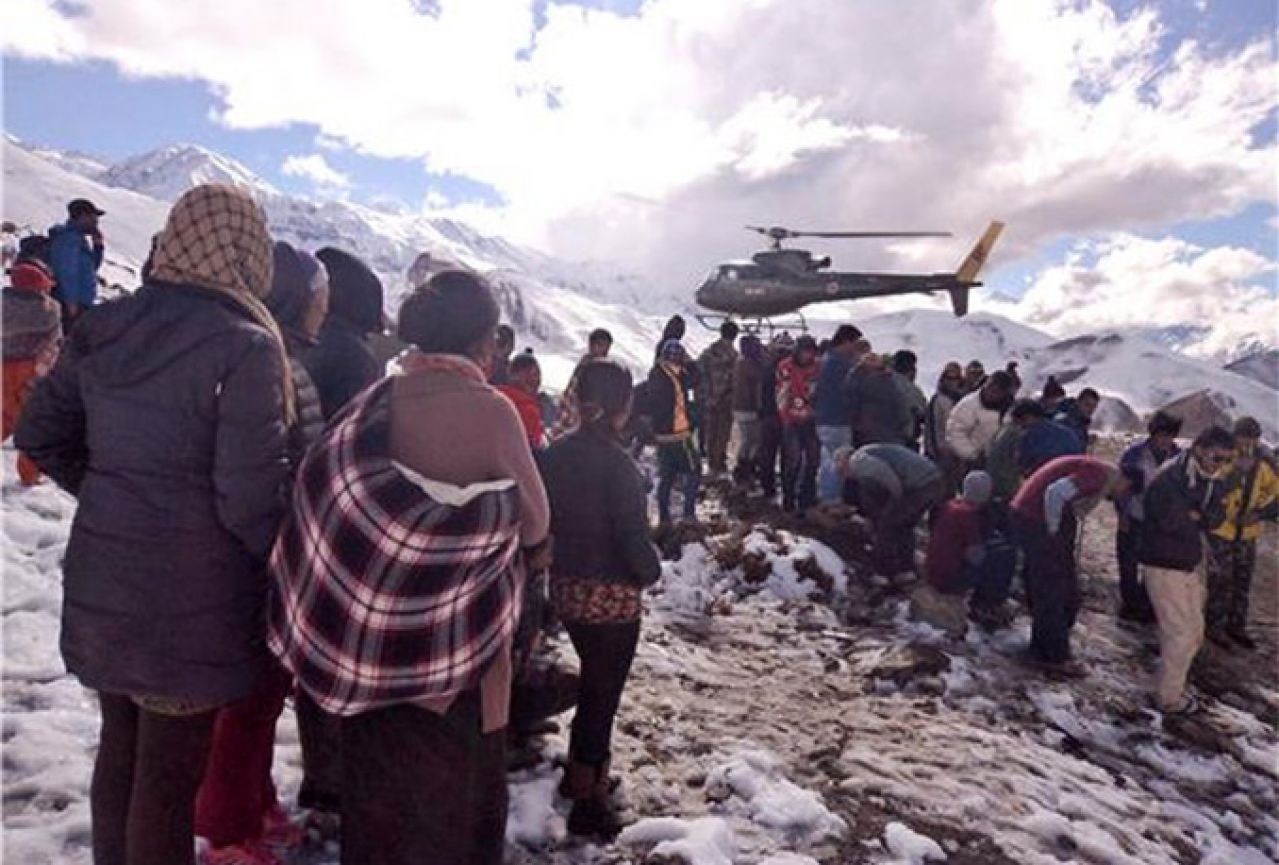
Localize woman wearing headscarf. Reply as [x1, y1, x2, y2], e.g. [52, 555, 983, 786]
[193, 241, 329, 865]
[16, 185, 290, 865]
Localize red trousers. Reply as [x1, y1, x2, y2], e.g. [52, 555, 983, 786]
[3, 359, 41, 485]
[194, 665, 292, 848]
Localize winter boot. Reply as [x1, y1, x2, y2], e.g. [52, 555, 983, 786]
[565, 761, 624, 841]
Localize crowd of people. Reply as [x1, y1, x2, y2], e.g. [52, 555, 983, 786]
[1, 186, 1276, 865]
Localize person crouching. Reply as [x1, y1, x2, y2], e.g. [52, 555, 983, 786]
[838, 443, 947, 578]
[924, 471, 1018, 628]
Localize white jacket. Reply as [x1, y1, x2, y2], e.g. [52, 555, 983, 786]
[945, 391, 1003, 461]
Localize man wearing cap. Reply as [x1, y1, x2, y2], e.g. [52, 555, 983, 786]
[48, 198, 106, 323]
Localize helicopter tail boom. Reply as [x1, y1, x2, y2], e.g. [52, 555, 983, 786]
[949, 220, 1005, 316]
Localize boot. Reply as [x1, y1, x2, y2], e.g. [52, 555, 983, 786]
[565, 761, 624, 840]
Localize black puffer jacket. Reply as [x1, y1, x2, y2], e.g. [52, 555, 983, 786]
[304, 318, 380, 421]
[539, 431, 661, 587]
[287, 353, 325, 468]
[14, 282, 289, 703]
[1139, 452, 1227, 571]
[845, 367, 912, 447]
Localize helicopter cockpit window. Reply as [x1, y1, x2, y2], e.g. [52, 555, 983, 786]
[724, 268, 739, 281]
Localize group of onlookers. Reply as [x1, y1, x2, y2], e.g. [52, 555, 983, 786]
[9, 186, 657, 865]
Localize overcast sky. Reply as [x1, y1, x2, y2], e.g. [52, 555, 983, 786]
[3, 0, 1276, 356]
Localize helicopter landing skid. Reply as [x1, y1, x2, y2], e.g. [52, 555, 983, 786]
[695, 312, 809, 338]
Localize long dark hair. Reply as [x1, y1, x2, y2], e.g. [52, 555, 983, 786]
[575, 360, 633, 438]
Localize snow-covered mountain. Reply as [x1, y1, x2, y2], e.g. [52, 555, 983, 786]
[1226, 349, 1279, 391]
[4, 135, 1276, 431]
[97, 143, 282, 201]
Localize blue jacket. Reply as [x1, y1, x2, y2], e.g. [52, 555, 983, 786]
[814, 352, 852, 427]
[48, 222, 104, 307]
[1018, 420, 1083, 475]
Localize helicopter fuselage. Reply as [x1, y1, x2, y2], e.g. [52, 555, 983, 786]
[695, 262, 963, 317]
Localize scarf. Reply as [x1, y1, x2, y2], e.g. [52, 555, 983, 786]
[148, 184, 295, 424]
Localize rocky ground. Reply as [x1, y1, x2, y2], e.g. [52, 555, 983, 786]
[3, 441, 1277, 864]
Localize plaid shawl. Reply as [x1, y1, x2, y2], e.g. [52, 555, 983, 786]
[268, 377, 525, 715]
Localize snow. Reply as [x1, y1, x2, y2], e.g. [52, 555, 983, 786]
[619, 816, 737, 865]
[883, 821, 946, 863]
[704, 750, 846, 844]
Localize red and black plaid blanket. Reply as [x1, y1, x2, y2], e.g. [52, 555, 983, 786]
[268, 378, 524, 715]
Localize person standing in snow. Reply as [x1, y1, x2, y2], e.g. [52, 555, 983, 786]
[813, 325, 863, 502]
[924, 361, 966, 490]
[3, 252, 62, 486]
[756, 333, 794, 500]
[777, 334, 822, 513]
[1053, 387, 1099, 452]
[696, 320, 739, 475]
[647, 339, 701, 524]
[0, 220, 19, 270]
[944, 370, 1016, 473]
[194, 241, 329, 865]
[16, 185, 291, 865]
[844, 351, 913, 448]
[48, 197, 105, 323]
[730, 333, 765, 485]
[539, 360, 661, 839]
[1139, 426, 1233, 713]
[839, 443, 947, 577]
[270, 269, 550, 865]
[1113, 411, 1183, 624]
[1204, 417, 1277, 651]
[1011, 455, 1131, 677]
[1039, 376, 1066, 416]
[490, 323, 516, 386]
[891, 350, 928, 450]
[498, 351, 548, 450]
[304, 247, 385, 420]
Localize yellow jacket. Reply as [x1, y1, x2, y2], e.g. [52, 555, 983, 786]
[1213, 456, 1279, 542]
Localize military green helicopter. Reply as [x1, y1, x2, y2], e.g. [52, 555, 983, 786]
[695, 221, 1004, 330]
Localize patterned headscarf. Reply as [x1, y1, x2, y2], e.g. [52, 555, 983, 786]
[149, 184, 295, 423]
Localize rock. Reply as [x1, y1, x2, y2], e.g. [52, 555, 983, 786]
[908, 584, 969, 639]
[867, 643, 952, 687]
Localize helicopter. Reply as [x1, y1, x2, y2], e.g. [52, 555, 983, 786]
[694, 220, 1005, 331]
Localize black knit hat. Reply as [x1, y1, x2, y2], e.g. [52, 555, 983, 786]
[315, 247, 384, 334]
[398, 270, 501, 355]
[266, 242, 323, 333]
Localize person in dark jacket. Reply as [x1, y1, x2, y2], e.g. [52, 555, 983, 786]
[305, 247, 385, 420]
[15, 184, 290, 865]
[1140, 426, 1234, 714]
[194, 241, 329, 862]
[731, 333, 765, 484]
[1018, 412, 1085, 475]
[1053, 388, 1099, 451]
[540, 361, 661, 839]
[648, 340, 701, 524]
[891, 350, 928, 450]
[1011, 456, 1129, 677]
[1113, 411, 1182, 624]
[814, 325, 862, 501]
[756, 333, 793, 499]
[845, 352, 913, 448]
[48, 197, 106, 322]
[1040, 376, 1066, 415]
[986, 398, 1043, 502]
[840, 443, 947, 576]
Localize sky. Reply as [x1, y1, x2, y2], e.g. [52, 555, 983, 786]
[2, 0, 1277, 357]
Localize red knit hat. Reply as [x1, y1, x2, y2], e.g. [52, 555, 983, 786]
[9, 260, 56, 293]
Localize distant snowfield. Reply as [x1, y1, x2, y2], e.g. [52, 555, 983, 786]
[4, 446, 1277, 865]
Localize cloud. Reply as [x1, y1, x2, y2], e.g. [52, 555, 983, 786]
[281, 153, 350, 188]
[2, 0, 1275, 293]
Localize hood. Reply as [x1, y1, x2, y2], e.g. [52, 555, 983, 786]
[316, 247, 384, 334]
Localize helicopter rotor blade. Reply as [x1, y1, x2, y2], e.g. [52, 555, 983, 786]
[789, 231, 953, 239]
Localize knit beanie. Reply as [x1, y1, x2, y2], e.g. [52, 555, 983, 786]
[962, 471, 993, 504]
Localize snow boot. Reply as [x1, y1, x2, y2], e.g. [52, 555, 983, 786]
[565, 760, 624, 841]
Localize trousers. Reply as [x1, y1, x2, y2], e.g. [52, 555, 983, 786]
[564, 619, 641, 765]
[1145, 564, 1207, 709]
